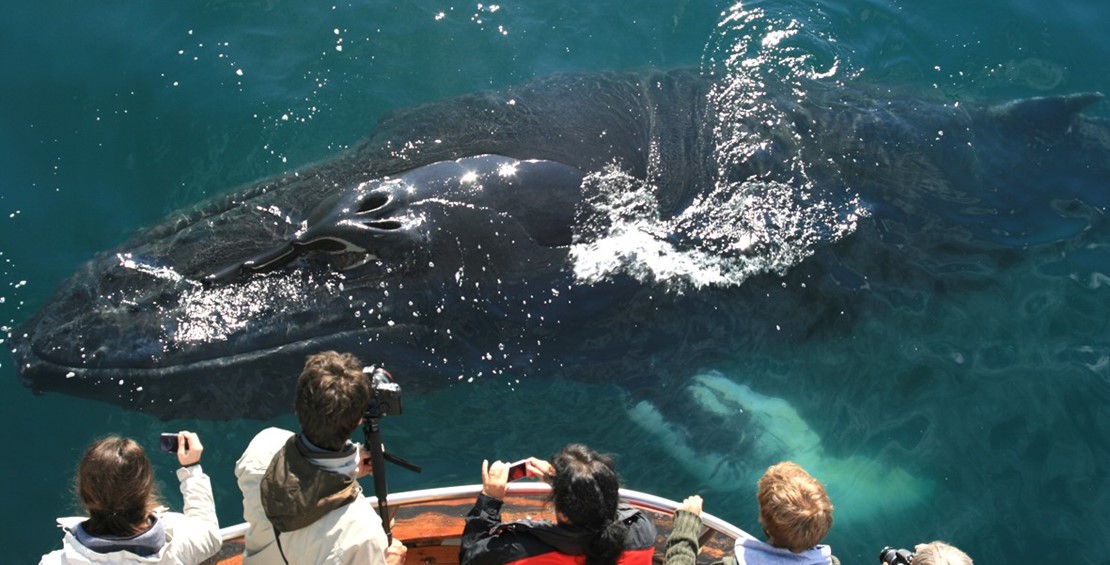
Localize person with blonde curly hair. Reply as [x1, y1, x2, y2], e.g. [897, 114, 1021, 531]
[884, 541, 972, 565]
[665, 461, 838, 565]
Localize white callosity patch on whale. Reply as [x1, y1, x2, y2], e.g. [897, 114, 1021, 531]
[628, 371, 932, 523]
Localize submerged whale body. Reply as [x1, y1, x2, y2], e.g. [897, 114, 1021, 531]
[9, 68, 1109, 419]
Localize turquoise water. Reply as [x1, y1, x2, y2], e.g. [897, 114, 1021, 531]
[2, 1, 1109, 563]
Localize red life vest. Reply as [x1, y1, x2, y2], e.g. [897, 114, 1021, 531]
[503, 546, 655, 565]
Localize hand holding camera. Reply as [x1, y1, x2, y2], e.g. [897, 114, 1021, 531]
[480, 456, 554, 499]
[159, 431, 204, 467]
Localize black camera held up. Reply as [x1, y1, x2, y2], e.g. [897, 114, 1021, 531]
[361, 366, 421, 542]
[365, 366, 402, 419]
[879, 546, 914, 565]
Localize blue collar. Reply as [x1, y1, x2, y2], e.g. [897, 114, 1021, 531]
[73, 516, 165, 557]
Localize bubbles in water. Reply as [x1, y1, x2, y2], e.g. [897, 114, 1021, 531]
[1004, 58, 1066, 91]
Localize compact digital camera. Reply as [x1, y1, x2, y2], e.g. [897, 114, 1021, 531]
[364, 366, 402, 419]
[878, 546, 914, 565]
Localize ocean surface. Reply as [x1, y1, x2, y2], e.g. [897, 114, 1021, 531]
[2, 1, 1109, 563]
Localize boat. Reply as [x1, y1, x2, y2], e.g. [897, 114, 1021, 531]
[201, 483, 754, 565]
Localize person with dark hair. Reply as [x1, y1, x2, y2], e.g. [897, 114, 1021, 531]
[665, 461, 838, 565]
[40, 432, 220, 564]
[459, 443, 656, 565]
[235, 350, 407, 565]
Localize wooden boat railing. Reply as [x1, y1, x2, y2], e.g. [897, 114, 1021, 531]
[207, 484, 754, 565]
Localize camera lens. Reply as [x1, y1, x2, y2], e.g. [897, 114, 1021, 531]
[878, 547, 913, 565]
[879, 547, 895, 563]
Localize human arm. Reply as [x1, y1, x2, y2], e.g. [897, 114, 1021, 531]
[458, 487, 511, 565]
[524, 457, 554, 481]
[386, 537, 408, 565]
[174, 431, 216, 530]
[164, 432, 221, 563]
[175, 430, 203, 467]
[665, 496, 704, 565]
[460, 456, 558, 565]
[480, 456, 554, 500]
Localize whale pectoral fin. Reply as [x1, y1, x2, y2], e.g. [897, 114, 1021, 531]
[625, 372, 763, 484]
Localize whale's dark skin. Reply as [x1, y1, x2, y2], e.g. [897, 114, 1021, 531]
[9, 69, 1109, 419]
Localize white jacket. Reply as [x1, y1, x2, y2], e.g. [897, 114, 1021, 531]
[235, 427, 389, 565]
[39, 465, 221, 564]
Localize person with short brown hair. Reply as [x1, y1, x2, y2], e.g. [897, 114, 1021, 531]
[40, 432, 220, 564]
[665, 461, 839, 565]
[756, 462, 834, 554]
[235, 350, 406, 565]
[294, 350, 371, 450]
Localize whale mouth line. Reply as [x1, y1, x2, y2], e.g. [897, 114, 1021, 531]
[16, 327, 386, 384]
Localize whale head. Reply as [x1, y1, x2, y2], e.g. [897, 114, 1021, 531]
[11, 155, 585, 418]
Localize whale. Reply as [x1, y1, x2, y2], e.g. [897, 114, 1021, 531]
[628, 371, 933, 524]
[8, 68, 1110, 420]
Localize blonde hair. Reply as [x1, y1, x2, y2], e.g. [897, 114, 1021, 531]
[913, 541, 973, 565]
[757, 461, 834, 553]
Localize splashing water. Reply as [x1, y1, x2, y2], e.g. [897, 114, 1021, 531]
[569, 4, 865, 292]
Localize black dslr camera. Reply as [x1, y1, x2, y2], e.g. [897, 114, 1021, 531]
[879, 547, 914, 565]
[360, 365, 415, 543]
[364, 366, 402, 419]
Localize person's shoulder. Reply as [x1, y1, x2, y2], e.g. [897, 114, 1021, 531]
[251, 427, 296, 448]
[342, 496, 381, 524]
[236, 427, 295, 472]
[37, 548, 64, 565]
[623, 507, 658, 537]
[40, 532, 90, 564]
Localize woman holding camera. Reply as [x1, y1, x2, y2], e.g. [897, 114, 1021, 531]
[459, 443, 656, 565]
[39, 431, 221, 564]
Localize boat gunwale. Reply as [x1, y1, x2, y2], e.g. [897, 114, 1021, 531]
[214, 483, 756, 543]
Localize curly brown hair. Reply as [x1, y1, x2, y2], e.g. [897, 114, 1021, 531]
[294, 350, 371, 450]
[757, 461, 834, 553]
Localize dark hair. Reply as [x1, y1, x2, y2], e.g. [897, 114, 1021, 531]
[549, 444, 628, 565]
[76, 436, 161, 537]
[295, 350, 371, 450]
